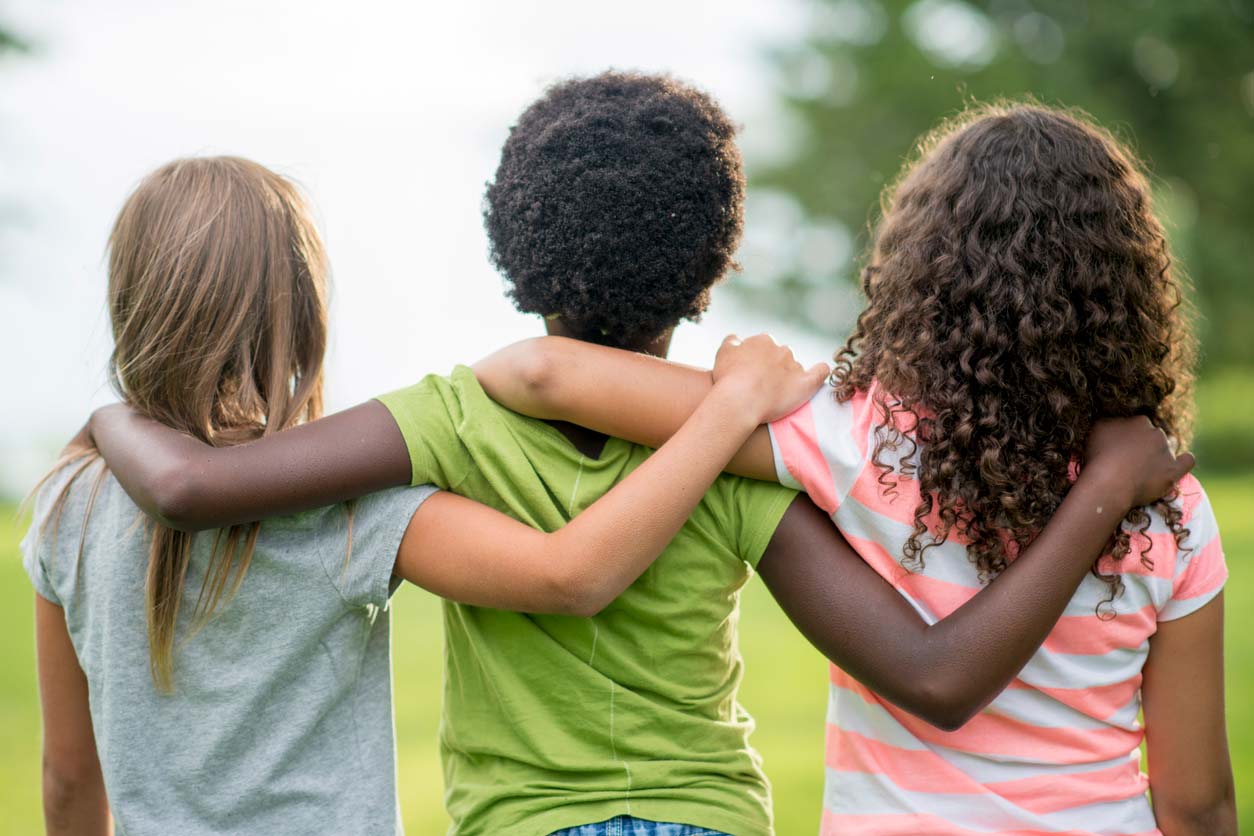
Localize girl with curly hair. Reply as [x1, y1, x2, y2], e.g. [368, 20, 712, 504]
[475, 103, 1235, 834]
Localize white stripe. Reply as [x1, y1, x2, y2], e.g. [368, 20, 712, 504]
[823, 768, 1156, 834]
[837, 495, 1175, 620]
[803, 385, 864, 504]
[928, 747, 1143, 785]
[1015, 644, 1148, 690]
[827, 682, 1144, 772]
[826, 683, 928, 750]
[983, 687, 1122, 731]
[768, 423, 804, 492]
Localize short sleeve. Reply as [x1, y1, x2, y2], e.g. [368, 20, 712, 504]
[19, 458, 103, 607]
[767, 384, 865, 515]
[376, 373, 475, 490]
[1157, 478, 1227, 622]
[21, 518, 61, 605]
[726, 478, 797, 569]
[329, 485, 439, 609]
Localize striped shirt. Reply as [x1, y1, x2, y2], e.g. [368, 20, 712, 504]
[769, 382, 1227, 836]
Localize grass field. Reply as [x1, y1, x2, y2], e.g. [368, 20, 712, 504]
[0, 472, 1248, 834]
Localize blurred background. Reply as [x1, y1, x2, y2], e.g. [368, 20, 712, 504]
[0, 0, 1248, 832]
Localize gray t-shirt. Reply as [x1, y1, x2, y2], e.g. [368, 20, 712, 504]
[22, 459, 435, 836]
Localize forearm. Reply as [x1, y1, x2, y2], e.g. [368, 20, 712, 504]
[402, 339, 823, 615]
[544, 382, 762, 612]
[35, 595, 111, 835]
[475, 337, 778, 479]
[767, 475, 1136, 730]
[90, 401, 410, 530]
[891, 476, 1136, 722]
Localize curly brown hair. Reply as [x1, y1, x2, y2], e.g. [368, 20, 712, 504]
[833, 102, 1195, 603]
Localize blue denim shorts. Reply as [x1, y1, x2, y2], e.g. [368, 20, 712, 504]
[548, 816, 731, 836]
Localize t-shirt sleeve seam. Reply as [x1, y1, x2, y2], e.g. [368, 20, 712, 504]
[740, 485, 799, 569]
[360, 485, 439, 610]
[375, 383, 473, 489]
[21, 528, 61, 605]
[1158, 546, 1228, 622]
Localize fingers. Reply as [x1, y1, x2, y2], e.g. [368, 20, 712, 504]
[807, 362, 831, 386]
[1173, 451, 1197, 480]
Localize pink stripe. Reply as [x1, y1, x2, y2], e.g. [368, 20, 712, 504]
[839, 531, 990, 618]
[1174, 538, 1226, 599]
[772, 402, 840, 513]
[847, 386, 877, 459]
[827, 646, 1143, 721]
[984, 760, 1149, 815]
[827, 728, 989, 793]
[826, 727, 1150, 812]
[821, 810, 1162, 836]
[846, 460, 931, 528]
[1031, 677, 1143, 721]
[1095, 530, 1179, 578]
[1041, 605, 1157, 655]
[829, 668, 1140, 762]
[1175, 473, 1205, 519]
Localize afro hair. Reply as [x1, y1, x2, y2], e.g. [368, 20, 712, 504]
[484, 70, 745, 348]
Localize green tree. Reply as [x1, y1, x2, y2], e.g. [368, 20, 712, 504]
[747, 0, 1254, 369]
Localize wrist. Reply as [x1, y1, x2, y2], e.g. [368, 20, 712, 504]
[704, 378, 766, 433]
[1074, 462, 1136, 514]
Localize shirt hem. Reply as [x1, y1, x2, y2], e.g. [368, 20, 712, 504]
[479, 799, 770, 836]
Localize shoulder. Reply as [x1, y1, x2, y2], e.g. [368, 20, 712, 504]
[26, 456, 120, 551]
[767, 382, 882, 511]
[375, 370, 462, 427]
[1151, 474, 1227, 622]
[22, 455, 134, 603]
[702, 472, 798, 562]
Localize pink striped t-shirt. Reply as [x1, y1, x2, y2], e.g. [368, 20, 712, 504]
[769, 382, 1227, 836]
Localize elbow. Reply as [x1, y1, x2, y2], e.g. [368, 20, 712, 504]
[42, 758, 99, 825]
[901, 675, 983, 732]
[510, 338, 565, 415]
[543, 563, 615, 618]
[147, 463, 208, 531]
[1155, 790, 1237, 836]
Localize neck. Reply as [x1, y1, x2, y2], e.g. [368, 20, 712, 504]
[540, 318, 675, 457]
[543, 319, 673, 358]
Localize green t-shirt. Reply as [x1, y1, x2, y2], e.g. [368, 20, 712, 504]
[378, 367, 796, 836]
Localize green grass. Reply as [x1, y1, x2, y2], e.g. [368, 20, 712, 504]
[2, 472, 1249, 833]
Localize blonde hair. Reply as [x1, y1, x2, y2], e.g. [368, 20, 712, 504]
[35, 156, 328, 691]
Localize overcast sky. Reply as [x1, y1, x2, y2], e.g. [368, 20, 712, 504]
[0, 0, 843, 496]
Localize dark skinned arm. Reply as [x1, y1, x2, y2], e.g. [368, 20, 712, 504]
[89, 400, 409, 530]
[755, 415, 1195, 731]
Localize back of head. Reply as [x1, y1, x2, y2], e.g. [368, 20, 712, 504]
[108, 156, 328, 444]
[834, 102, 1194, 590]
[45, 156, 330, 691]
[484, 70, 745, 348]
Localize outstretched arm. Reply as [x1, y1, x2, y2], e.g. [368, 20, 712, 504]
[389, 336, 823, 615]
[475, 336, 776, 479]
[91, 336, 829, 614]
[756, 416, 1196, 730]
[90, 400, 413, 531]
